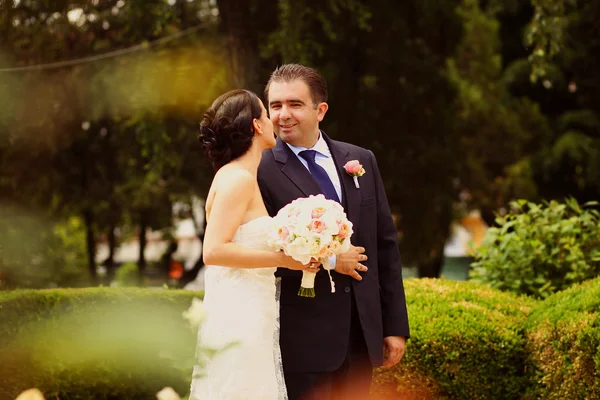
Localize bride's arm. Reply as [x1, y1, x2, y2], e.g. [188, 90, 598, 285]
[202, 170, 309, 271]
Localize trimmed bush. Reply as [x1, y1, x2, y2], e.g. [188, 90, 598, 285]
[470, 198, 600, 299]
[2, 281, 538, 400]
[0, 288, 201, 400]
[378, 278, 536, 400]
[524, 277, 600, 399]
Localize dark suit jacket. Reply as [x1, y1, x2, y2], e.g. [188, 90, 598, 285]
[257, 133, 409, 373]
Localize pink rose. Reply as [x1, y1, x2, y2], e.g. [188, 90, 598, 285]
[278, 227, 290, 240]
[311, 207, 326, 219]
[337, 223, 349, 239]
[310, 219, 327, 233]
[344, 160, 365, 177]
[344, 160, 361, 174]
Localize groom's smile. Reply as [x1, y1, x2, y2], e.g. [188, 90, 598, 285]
[279, 122, 298, 131]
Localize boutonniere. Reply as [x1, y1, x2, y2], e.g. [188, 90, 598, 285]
[344, 160, 366, 189]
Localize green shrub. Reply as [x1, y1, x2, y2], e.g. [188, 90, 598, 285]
[382, 278, 536, 400]
[1, 281, 541, 400]
[524, 277, 600, 399]
[470, 198, 600, 298]
[0, 288, 201, 400]
[0, 214, 90, 289]
[113, 262, 141, 287]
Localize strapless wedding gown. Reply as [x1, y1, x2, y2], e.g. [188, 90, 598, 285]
[189, 216, 288, 400]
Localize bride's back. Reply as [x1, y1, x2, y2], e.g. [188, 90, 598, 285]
[204, 163, 269, 228]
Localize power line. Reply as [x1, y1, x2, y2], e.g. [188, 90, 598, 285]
[0, 24, 205, 73]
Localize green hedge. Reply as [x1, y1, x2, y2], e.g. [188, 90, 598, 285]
[3, 279, 599, 400]
[0, 288, 200, 400]
[524, 277, 600, 399]
[375, 278, 536, 400]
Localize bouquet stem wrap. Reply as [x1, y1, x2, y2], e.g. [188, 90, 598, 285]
[298, 257, 336, 298]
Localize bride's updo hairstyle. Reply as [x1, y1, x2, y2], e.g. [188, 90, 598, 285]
[199, 89, 263, 171]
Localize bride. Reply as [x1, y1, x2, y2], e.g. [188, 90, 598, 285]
[189, 89, 319, 400]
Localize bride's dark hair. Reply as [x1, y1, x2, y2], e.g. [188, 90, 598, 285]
[199, 89, 263, 171]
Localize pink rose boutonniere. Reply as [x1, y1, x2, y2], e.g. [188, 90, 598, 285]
[344, 160, 366, 189]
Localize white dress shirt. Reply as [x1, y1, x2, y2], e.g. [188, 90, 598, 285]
[285, 131, 343, 202]
[286, 131, 341, 268]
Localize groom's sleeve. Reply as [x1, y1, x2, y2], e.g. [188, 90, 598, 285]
[257, 166, 276, 217]
[369, 150, 410, 339]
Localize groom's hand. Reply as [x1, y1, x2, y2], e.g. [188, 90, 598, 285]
[335, 245, 368, 281]
[382, 336, 406, 368]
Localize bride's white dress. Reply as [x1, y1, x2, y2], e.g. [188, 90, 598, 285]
[190, 216, 288, 400]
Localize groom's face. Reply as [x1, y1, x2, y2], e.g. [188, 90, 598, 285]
[267, 79, 328, 148]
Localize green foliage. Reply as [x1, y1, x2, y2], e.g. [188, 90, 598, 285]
[0, 210, 89, 289]
[263, 0, 372, 64]
[526, 0, 572, 82]
[0, 0, 595, 286]
[470, 198, 600, 298]
[524, 277, 600, 399]
[113, 262, 140, 287]
[499, 1, 600, 205]
[0, 287, 201, 400]
[449, 0, 548, 218]
[538, 110, 600, 195]
[0, 0, 228, 283]
[383, 278, 535, 400]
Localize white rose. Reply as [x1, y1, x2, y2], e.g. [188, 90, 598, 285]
[15, 389, 45, 400]
[182, 297, 206, 329]
[328, 240, 341, 253]
[156, 387, 181, 400]
[320, 214, 340, 236]
[286, 237, 312, 264]
[308, 236, 322, 254]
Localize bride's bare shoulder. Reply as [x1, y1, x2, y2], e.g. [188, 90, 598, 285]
[206, 165, 255, 218]
[212, 164, 255, 192]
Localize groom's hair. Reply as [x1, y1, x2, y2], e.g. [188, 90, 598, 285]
[264, 64, 328, 108]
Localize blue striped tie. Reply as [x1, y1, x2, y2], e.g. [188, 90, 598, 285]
[298, 150, 340, 203]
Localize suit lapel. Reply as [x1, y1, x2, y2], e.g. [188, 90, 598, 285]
[273, 139, 323, 197]
[272, 135, 361, 228]
[324, 135, 361, 228]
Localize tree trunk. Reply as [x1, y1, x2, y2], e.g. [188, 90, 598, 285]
[418, 244, 445, 278]
[417, 203, 453, 278]
[82, 208, 98, 284]
[480, 207, 497, 228]
[216, 0, 262, 92]
[102, 121, 119, 283]
[137, 211, 148, 284]
[105, 224, 117, 282]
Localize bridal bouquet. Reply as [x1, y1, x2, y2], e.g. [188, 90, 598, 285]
[268, 194, 353, 298]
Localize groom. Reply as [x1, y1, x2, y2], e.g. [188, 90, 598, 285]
[258, 64, 410, 400]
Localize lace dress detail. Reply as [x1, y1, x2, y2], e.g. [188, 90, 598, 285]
[190, 216, 288, 400]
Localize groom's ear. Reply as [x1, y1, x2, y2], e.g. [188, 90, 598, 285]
[316, 102, 329, 122]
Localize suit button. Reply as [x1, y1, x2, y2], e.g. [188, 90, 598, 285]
[344, 286, 351, 293]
